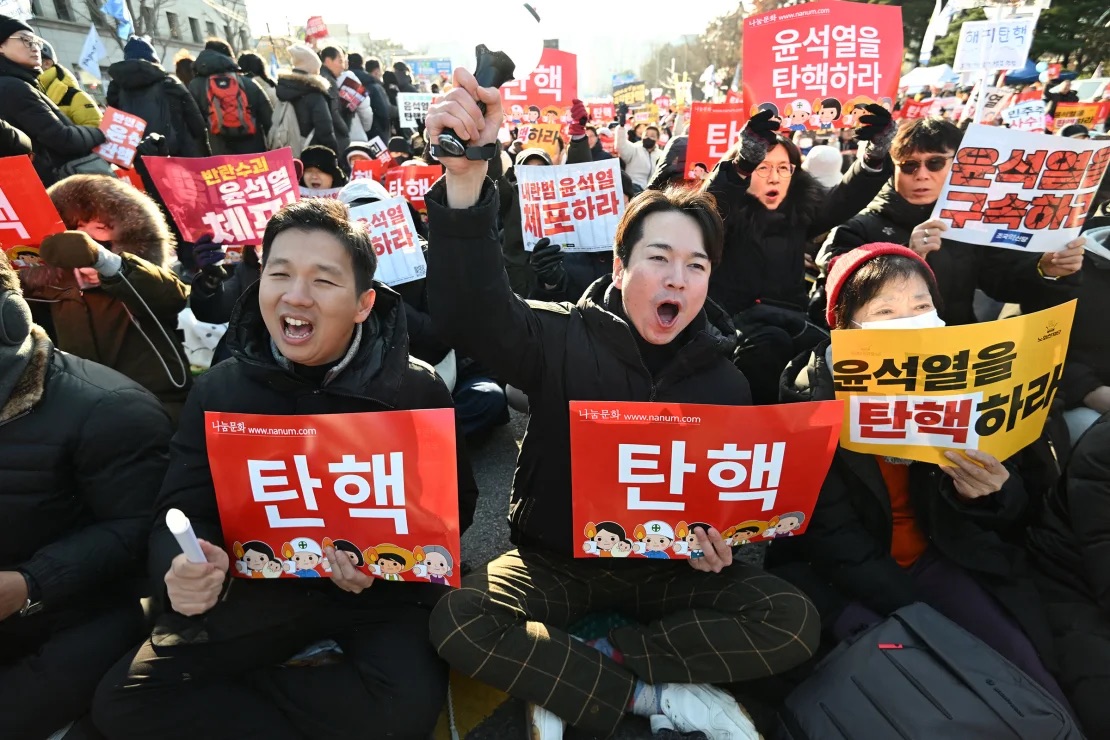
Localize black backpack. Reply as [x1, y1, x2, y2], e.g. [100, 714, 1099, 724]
[777, 603, 1083, 740]
[117, 79, 179, 155]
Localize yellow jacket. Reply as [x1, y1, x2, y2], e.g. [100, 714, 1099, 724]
[38, 64, 103, 126]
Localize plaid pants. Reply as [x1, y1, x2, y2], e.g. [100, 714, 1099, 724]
[430, 548, 819, 737]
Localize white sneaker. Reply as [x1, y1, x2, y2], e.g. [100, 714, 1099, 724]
[658, 683, 761, 740]
[527, 702, 565, 740]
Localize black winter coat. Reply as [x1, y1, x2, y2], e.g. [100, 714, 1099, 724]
[820, 184, 1080, 326]
[768, 342, 1055, 660]
[0, 117, 31, 157]
[1, 326, 170, 610]
[0, 56, 105, 185]
[358, 72, 392, 144]
[107, 59, 210, 157]
[427, 178, 751, 556]
[148, 281, 478, 637]
[702, 157, 891, 317]
[187, 50, 272, 155]
[319, 66, 351, 153]
[276, 71, 337, 155]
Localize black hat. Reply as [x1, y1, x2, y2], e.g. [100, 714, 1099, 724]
[387, 136, 412, 156]
[0, 15, 34, 46]
[299, 145, 347, 186]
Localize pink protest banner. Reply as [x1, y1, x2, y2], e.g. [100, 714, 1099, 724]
[144, 148, 298, 245]
[95, 107, 146, 168]
[384, 165, 440, 213]
[501, 48, 578, 125]
[0, 155, 65, 266]
[743, 0, 903, 131]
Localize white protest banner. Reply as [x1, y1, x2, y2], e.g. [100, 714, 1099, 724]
[952, 19, 1036, 73]
[1002, 100, 1046, 133]
[349, 197, 425, 286]
[298, 187, 343, 199]
[78, 24, 107, 82]
[931, 123, 1110, 252]
[0, 0, 32, 20]
[962, 86, 1013, 123]
[517, 159, 624, 253]
[397, 93, 436, 129]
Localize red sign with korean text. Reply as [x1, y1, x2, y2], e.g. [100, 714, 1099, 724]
[305, 16, 328, 41]
[0, 156, 65, 266]
[501, 48, 578, 125]
[384, 165, 440, 213]
[206, 410, 461, 586]
[352, 157, 390, 183]
[684, 103, 747, 180]
[743, 0, 903, 131]
[589, 99, 615, 123]
[570, 401, 843, 559]
[897, 98, 934, 120]
[144, 149, 299, 245]
[95, 106, 146, 168]
[1015, 88, 1042, 103]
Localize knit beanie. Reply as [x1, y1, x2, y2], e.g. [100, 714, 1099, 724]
[288, 43, 321, 76]
[0, 14, 33, 46]
[824, 242, 935, 328]
[124, 35, 159, 63]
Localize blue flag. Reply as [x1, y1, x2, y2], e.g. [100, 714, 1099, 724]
[100, 0, 133, 40]
[270, 52, 279, 80]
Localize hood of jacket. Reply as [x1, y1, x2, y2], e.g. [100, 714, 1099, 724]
[576, 275, 738, 375]
[226, 279, 411, 404]
[861, 183, 934, 231]
[107, 59, 168, 89]
[38, 64, 79, 91]
[779, 339, 835, 404]
[193, 49, 238, 77]
[276, 70, 330, 102]
[47, 175, 175, 266]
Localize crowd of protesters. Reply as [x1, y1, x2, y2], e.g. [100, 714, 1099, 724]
[2, 12, 1110, 740]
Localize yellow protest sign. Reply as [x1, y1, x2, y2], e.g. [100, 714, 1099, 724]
[519, 123, 563, 161]
[830, 301, 1075, 465]
[1053, 102, 1109, 130]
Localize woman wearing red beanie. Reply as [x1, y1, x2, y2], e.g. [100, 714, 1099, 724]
[766, 242, 1070, 709]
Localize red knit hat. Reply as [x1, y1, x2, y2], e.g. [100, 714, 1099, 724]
[825, 242, 935, 328]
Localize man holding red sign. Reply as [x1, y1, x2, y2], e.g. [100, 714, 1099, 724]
[424, 69, 817, 740]
[94, 198, 478, 740]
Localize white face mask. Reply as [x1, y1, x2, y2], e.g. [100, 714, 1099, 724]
[855, 309, 945, 330]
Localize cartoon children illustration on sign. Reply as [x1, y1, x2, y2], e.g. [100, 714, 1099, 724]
[413, 545, 455, 585]
[282, 537, 324, 577]
[816, 98, 842, 129]
[582, 521, 633, 557]
[722, 521, 769, 547]
[366, 543, 420, 581]
[672, 521, 713, 559]
[526, 105, 541, 124]
[232, 540, 283, 578]
[785, 99, 812, 131]
[321, 537, 364, 574]
[763, 512, 806, 539]
[753, 102, 781, 123]
[631, 520, 675, 559]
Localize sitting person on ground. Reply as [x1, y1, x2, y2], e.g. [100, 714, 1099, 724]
[21, 174, 191, 422]
[1029, 411, 1110, 737]
[701, 103, 895, 404]
[819, 117, 1083, 327]
[767, 242, 1069, 709]
[0, 251, 171, 740]
[92, 197, 478, 740]
[424, 68, 818, 740]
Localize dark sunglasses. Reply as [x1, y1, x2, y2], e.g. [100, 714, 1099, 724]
[897, 155, 953, 174]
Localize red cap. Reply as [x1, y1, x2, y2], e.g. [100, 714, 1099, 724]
[825, 242, 935, 328]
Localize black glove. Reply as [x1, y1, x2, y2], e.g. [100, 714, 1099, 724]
[854, 103, 895, 167]
[731, 109, 780, 176]
[529, 238, 565, 288]
[617, 103, 629, 126]
[135, 132, 168, 158]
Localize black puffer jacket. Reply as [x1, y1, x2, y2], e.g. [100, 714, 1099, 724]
[149, 281, 478, 606]
[767, 341, 1054, 661]
[187, 49, 271, 155]
[276, 70, 337, 155]
[107, 59, 210, 157]
[702, 157, 891, 317]
[819, 184, 1080, 326]
[1, 325, 170, 610]
[427, 178, 751, 556]
[0, 56, 105, 185]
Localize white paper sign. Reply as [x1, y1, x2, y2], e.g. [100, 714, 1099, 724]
[397, 93, 436, 129]
[930, 123, 1110, 253]
[1002, 100, 1046, 133]
[349, 196, 426, 286]
[952, 19, 1037, 73]
[517, 159, 625, 253]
